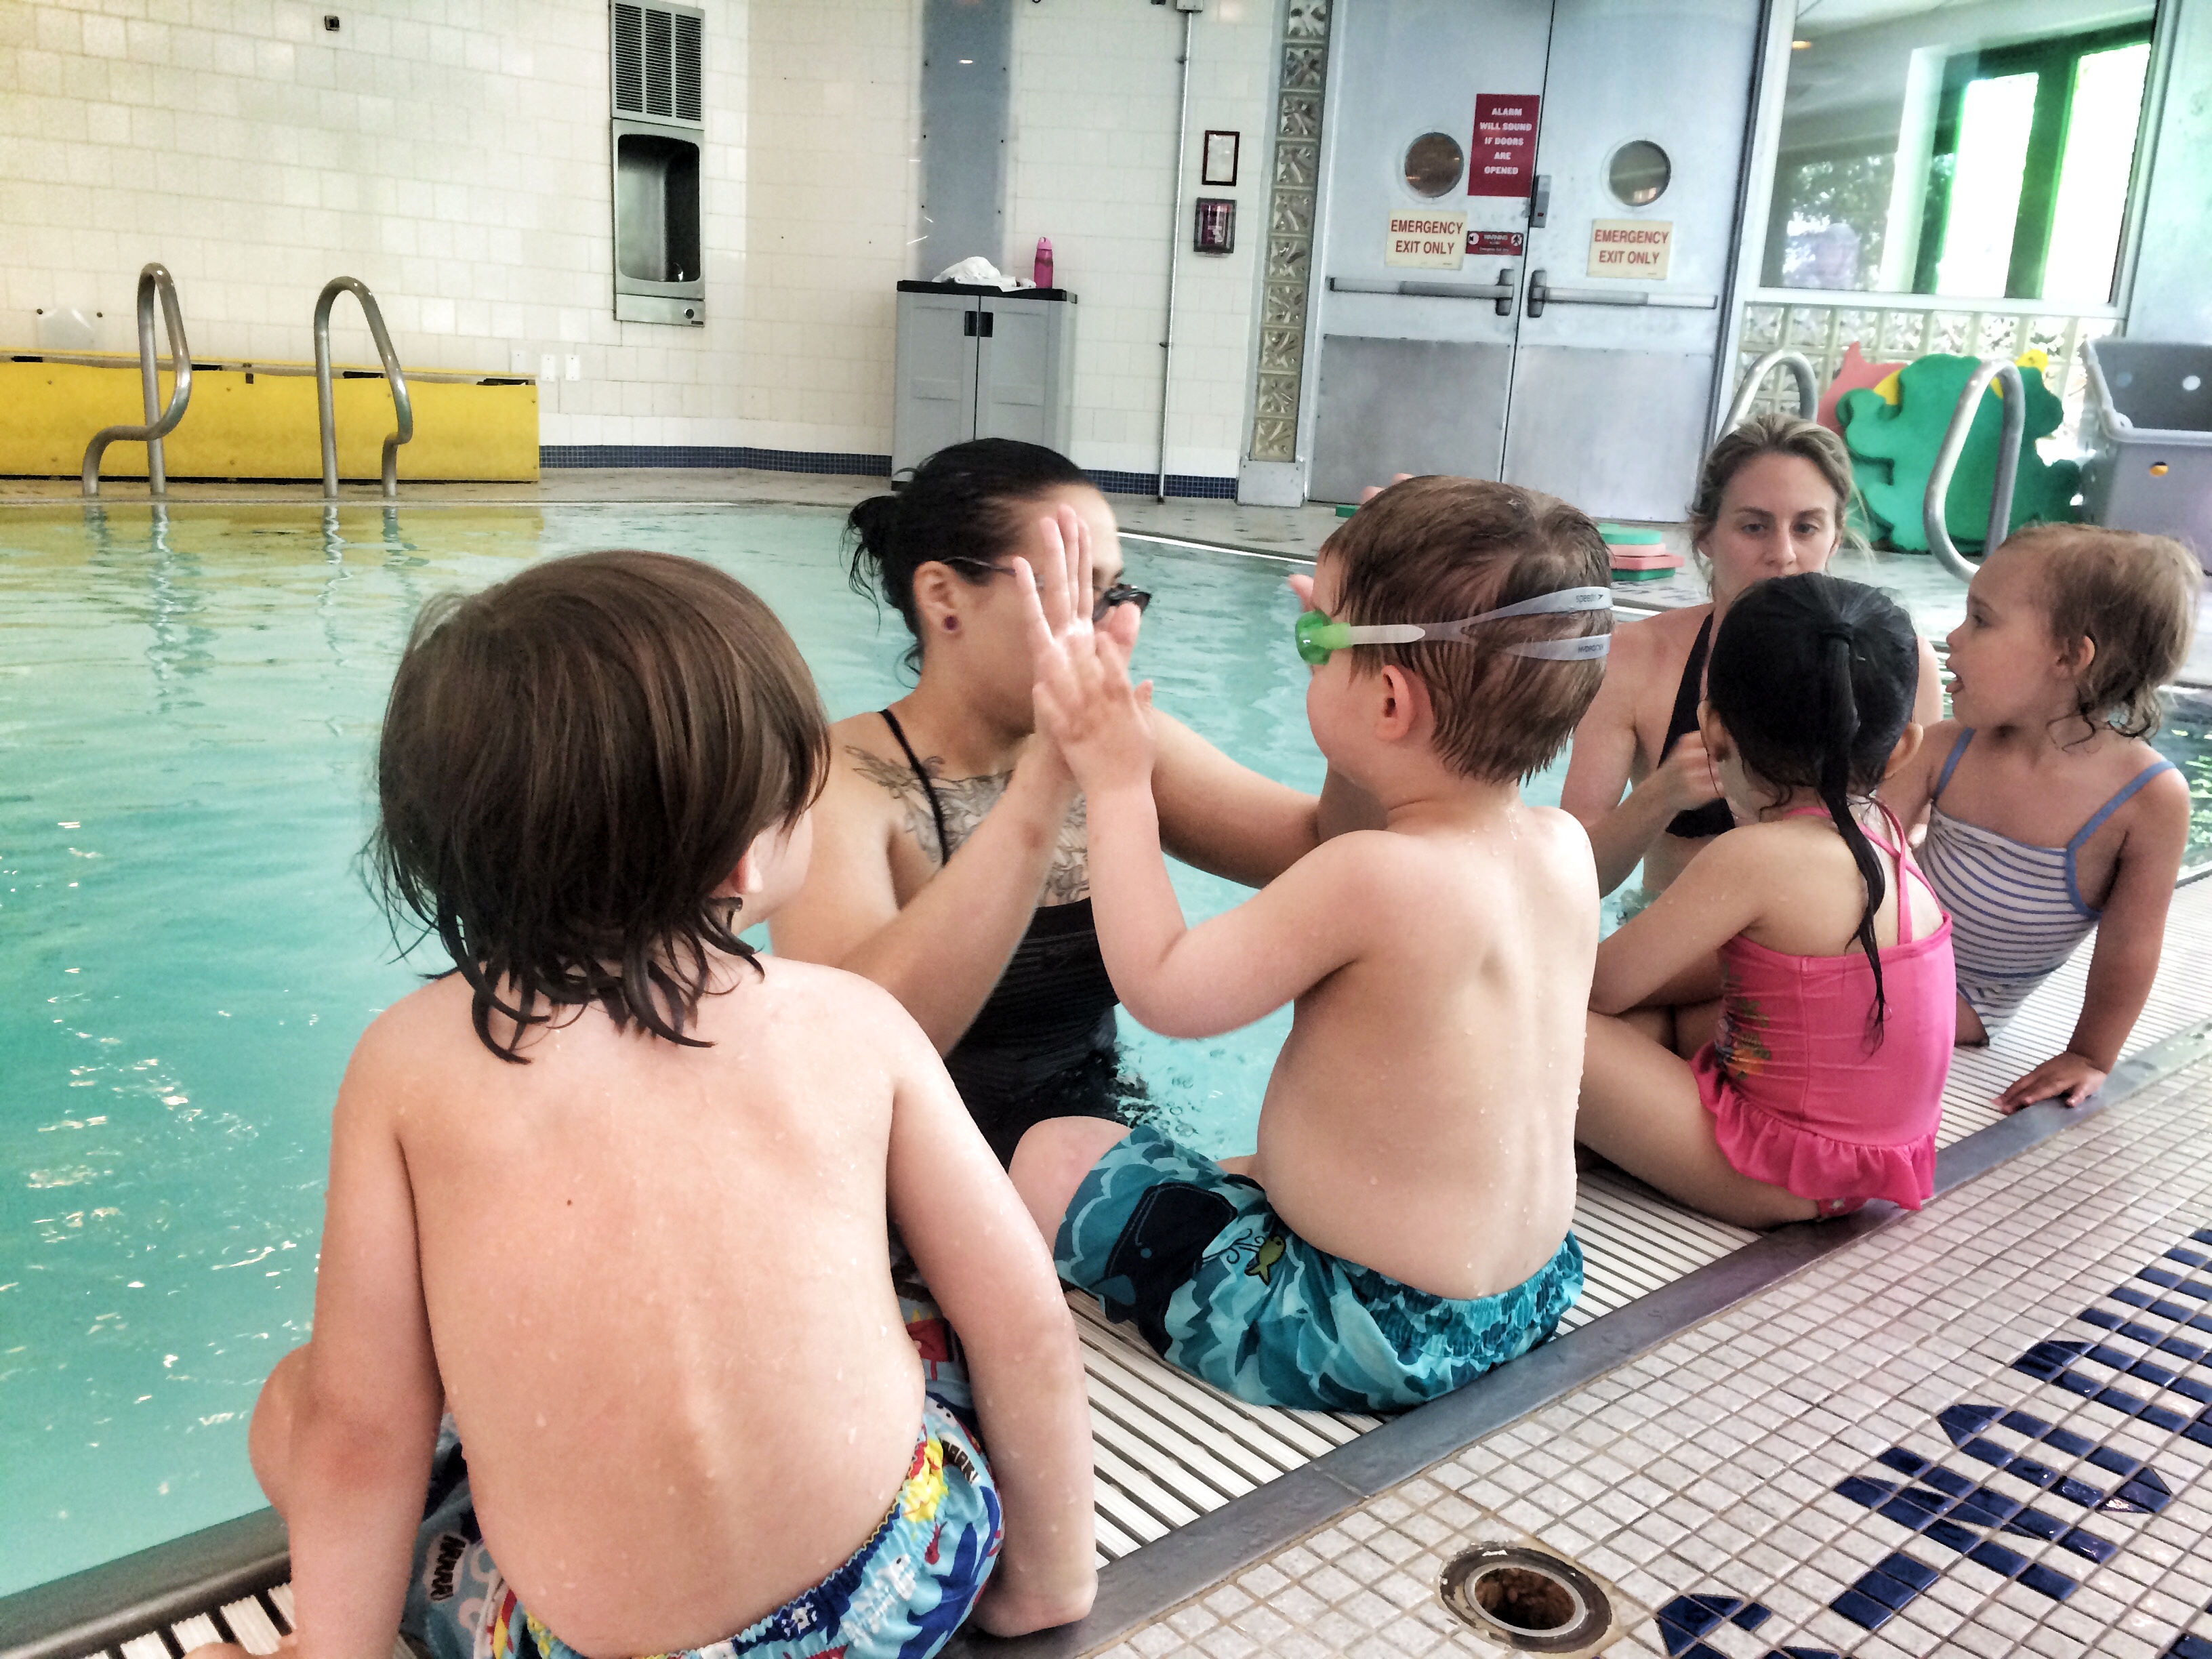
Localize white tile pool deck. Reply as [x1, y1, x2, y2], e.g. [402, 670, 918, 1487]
[5, 468, 2211, 1659]
[1080, 1045, 2212, 1659]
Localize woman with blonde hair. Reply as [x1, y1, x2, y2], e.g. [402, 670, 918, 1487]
[1561, 414, 1943, 899]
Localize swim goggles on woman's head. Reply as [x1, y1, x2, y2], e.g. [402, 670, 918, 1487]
[1294, 586, 1614, 665]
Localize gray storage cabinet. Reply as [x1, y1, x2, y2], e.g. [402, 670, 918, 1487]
[893, 281, 1077, 477]
[2080, 339, 2212, 571]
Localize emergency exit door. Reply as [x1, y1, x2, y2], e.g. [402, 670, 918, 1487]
[1307, 0, 1761, 519]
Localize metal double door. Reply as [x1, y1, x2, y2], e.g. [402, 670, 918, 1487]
[1308, 0, 1761, 519]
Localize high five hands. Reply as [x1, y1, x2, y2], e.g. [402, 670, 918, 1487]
[1014, 504, 1153, 796]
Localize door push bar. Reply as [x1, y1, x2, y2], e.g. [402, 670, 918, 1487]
[82, 263, 194, 497]
[1524, 270, 1717, 318]
[1925, 356, 2025, 584]
[1328, 269, 1519, 316]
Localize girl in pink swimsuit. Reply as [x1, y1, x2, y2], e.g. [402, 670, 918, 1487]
[1578, 573, 1956, 1228]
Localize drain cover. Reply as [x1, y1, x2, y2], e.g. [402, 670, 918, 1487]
[1438, 1543, 1614, 1653]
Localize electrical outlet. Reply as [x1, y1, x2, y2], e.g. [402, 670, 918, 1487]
[565, 354, 581, 381]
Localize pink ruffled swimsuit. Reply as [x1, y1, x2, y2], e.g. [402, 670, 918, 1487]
[1692, 806, 1955, 1212]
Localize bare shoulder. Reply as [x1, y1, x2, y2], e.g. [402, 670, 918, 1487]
[1900, 716, 1967, 794]
[747, 954, 935, 1051]
[2121, 747, 2194, 829]
[342, 975, 491, 1112]
[1598, 605, 1696, 695]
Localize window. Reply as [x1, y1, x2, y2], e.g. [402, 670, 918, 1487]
[1913, 28, 2152, 302]
[1760, 2, 2156, 304]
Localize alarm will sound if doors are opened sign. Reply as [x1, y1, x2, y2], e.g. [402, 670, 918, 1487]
[1471, 95, 1538, 197]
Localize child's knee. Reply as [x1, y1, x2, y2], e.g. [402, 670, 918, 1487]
[1010, 1118, 1128, 1242]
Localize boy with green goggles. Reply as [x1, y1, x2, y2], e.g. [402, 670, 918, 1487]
[1004, 475, 1613, 1414]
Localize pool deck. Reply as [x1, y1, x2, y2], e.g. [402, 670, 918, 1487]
[5, 470, 2212, 1659]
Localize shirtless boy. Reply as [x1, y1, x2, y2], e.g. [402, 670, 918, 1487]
[1008, 478, 1610, 1412]
[189, 552, 1093, 1659]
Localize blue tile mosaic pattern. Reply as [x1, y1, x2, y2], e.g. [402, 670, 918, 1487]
[539, 444, 893, 474]
[1807, 1221, 2212, 1637]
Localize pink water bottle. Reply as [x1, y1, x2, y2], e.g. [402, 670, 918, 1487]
[1033, 237, 1054, 291]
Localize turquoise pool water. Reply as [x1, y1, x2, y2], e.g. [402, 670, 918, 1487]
[3, 500, 2207, 1596]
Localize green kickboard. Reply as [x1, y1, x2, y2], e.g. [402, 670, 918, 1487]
[1837, 354, 2079, 553]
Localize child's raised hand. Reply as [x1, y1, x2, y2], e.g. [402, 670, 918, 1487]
[1997, 1051, 2107, 1112]
[1012, 523, 1153, 797]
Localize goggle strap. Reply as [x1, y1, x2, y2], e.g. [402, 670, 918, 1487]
[1503, 636, 1612, 661]
[1332, 586, 1614, 648]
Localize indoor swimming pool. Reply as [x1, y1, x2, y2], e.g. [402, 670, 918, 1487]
[3, 499, 2210, 1601]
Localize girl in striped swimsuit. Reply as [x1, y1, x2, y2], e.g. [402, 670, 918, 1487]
[1887, 525, 2200, 1111]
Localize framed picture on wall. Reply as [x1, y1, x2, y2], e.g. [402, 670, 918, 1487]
[1202, 129, 1240, 188]
[1194, 198, 1235, 255]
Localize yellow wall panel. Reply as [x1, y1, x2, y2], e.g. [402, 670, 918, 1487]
[0, 363, 538, 482]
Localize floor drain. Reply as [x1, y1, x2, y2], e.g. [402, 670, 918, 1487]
[1438, 1543, 1614, 1654]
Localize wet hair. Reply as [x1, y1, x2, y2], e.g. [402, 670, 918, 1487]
[2001, 523, 2201, 743]
[369, 550, 830, 1062]
[1687, 412, 1867, 560]
[1324, 476, 1612, 783]
[1706, 572, 1920, 1038]
[846, 438, 1093, 669]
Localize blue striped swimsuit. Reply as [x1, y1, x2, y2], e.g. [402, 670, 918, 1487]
[1918, 729, 2177, 1029]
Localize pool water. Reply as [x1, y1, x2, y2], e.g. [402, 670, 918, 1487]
[2, 501, 2206, 1595]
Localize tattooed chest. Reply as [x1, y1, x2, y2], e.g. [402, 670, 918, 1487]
[849, 746, 1092, 906]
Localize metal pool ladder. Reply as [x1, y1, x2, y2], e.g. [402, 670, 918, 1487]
[1925, 356, 2026, 583]
[314, 278, 413, 499]
[1718, 348, 1818, 436]
[81, 264, 194, 498]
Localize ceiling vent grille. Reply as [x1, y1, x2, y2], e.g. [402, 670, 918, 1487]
[611, 3, 702, 128]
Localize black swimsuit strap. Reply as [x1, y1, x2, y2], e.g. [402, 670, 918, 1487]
[1656, 613, 1734, 843]
[1658, 612, 1714, 762]
[879, 708, 951, 865]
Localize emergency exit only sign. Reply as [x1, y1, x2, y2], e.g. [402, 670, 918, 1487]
[1589, 219, 1673, 278]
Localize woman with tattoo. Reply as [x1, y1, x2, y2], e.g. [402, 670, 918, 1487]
[773, 439, 1368, 1162]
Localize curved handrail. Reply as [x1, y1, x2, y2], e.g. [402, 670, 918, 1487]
[1925, 357, 2025, 583]
[82, 264, 193, 497]
[1718, 348, 1818, 436]
[314, 277, 414, 499]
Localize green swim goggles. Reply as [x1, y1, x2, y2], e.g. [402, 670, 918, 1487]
[1294, 586, 1614, 665]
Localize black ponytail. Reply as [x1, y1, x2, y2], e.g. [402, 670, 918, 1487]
[845, 438, 1091, 671]
[1814, 626, 1890, 1033]
[1707, 575, 1921, 1045]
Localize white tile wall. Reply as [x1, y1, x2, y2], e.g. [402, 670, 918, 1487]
[1, 0, 1277, 470]
[1007, 0, 1273, 480]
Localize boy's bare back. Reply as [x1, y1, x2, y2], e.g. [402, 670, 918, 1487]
[1248, 802, 1595, 1300]
[363, 958, 940, 1654]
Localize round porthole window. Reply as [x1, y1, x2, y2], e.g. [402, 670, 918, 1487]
[1607, 140, 1671, 206]
[1404, 131, 1466, 198]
